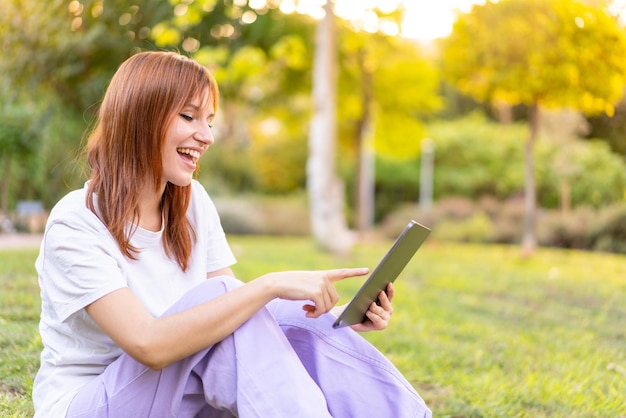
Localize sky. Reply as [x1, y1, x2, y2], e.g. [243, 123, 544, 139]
[272, 0, 626, 40]
[400, 1, 626, 40]
[274, 0, 487, 41]
[400, 0, 486, 40]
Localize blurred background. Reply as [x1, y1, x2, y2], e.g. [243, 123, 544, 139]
[2, 3, 626, 416]
[2, 0, 626, 255]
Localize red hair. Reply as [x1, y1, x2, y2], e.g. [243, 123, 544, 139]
[86, 51, 219, 271]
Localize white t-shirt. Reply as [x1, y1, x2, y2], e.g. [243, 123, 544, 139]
[32, 180, 236, 418]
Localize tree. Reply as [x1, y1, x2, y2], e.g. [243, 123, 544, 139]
[338, 32, 441, 228]
[0, 108, 36, 214]
[150, 1, 316, 193]
[539, 108, 590, 215]
[1, 0, 173, 114]
[307, 0, 353, 252]
[1, 0, 175, 207]
[441, 0, 626, 254]
[142, 0, 441, 246]
[1, 0, 317, 204]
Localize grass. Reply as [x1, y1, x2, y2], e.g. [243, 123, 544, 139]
[1, 236, 626, 417]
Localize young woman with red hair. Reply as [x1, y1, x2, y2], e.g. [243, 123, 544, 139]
[33, 51, 431, 418]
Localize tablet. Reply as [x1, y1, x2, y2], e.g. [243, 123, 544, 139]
[332, 220, 430, 329]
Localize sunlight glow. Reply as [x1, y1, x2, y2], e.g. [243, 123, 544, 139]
[279, 0, 297, 14]
[609, 0, 626, 25]
[242, 10, 258, 23]
[276, 0, 625, 41]
[399, 0, 487, 40]
[297, 0, 490, 40]
[249, 0, 268, 10]
[297, 0, 325, 20]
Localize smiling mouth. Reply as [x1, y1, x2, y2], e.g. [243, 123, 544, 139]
[177, 147, 201, 164]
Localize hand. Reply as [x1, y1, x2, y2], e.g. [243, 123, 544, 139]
[263, 268, 369, 318]
[350, 282, 395, 332]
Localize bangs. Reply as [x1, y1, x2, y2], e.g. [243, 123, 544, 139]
[175, 58, 219, 113]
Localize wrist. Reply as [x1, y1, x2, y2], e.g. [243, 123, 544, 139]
[256, 273, 280, 300]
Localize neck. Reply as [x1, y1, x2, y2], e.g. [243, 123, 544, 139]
[137, 183, 166, 232]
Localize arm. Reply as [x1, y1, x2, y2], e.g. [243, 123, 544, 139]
[86, 267, 369, 370]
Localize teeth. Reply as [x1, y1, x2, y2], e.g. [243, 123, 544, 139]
[177, 148, 201, 161]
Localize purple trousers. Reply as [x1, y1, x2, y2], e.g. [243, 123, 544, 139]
[66, 276, 431, 418]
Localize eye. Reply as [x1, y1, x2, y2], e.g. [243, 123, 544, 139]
[179, 113, 193, 121]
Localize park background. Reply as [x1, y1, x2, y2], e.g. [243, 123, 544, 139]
[1, 0, 625, 416]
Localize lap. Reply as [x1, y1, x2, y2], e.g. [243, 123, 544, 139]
[66, 279, 430, 418]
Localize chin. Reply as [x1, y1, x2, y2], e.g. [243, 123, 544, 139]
[168, 177, 194, 187]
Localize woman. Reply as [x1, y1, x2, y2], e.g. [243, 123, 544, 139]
[33, 51, 431, 418]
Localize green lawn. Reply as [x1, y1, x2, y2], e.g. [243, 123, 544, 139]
[1, 236, 625, 417]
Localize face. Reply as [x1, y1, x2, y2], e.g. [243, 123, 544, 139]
[161, 97, 215, 188]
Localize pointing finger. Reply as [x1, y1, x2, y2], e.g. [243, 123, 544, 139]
[327, 268, 369, 282]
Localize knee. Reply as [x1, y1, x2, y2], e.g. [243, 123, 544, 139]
[164, 276, 245, 315]
[208, 275, 244, 292]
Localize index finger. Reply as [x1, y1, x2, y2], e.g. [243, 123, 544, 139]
[326, 267, 369, 282]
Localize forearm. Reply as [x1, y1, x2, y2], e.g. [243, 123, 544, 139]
[91, 276, 277, 370]
[144, 277, 276, 369]
[89, 268, 369, 369]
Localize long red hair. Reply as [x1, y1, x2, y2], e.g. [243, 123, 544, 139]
[86, 51, 219, 271]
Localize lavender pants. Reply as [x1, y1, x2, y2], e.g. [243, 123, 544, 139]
[66, 276, 431, 418]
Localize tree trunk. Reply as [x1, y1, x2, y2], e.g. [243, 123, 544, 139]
[560, 180, 571, 216]
[307, 0, 352, 253]
[355, 47, 374, 234]
[356, 131, 375, 234]
[0, 156, 12, 215]
[522, 102, 539, 255]
[494, 100, 513, 125]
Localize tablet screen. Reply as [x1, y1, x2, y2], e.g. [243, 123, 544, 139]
[332, 220, 430, 329]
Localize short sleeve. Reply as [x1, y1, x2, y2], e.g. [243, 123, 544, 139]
[189, 181, 237, 273]
[37, 221, 127, 323]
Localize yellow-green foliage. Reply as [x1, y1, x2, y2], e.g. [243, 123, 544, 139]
[424, 114, 626, 208]
[442, 0, 626, 115]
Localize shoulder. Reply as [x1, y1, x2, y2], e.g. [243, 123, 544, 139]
[41, 186, 119, 260]
[190, 179, 211, 201]
[47, 187, 94, 229]
[187, 180, 223, 231]
[188, 180, 218, 213]
[48, 186, 106, 230]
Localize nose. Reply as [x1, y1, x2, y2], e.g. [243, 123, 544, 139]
[194, 123, 214, 147]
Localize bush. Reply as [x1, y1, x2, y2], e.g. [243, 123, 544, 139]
[536, 207, 596, 249]
[535, 139, 626, 209]
[200, 143, 257, 193]
[367, 155, 422, 222]
[214, 194, 310, 236]
[378, 203, 438, 239]
[213, 198, 266, 235]
[591, 203, 626, 253]
[380, 196, 493, 242]
[431, 196, 478, 220]
[479, 195, 525, 244]
[432, 211, 494, 243]
[369, 114, 626, 222]
[378, 196, 482, 239]
[426, 113, 527, 200]
[249, 137, 308, 194]
[381, 196, 626, 255]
